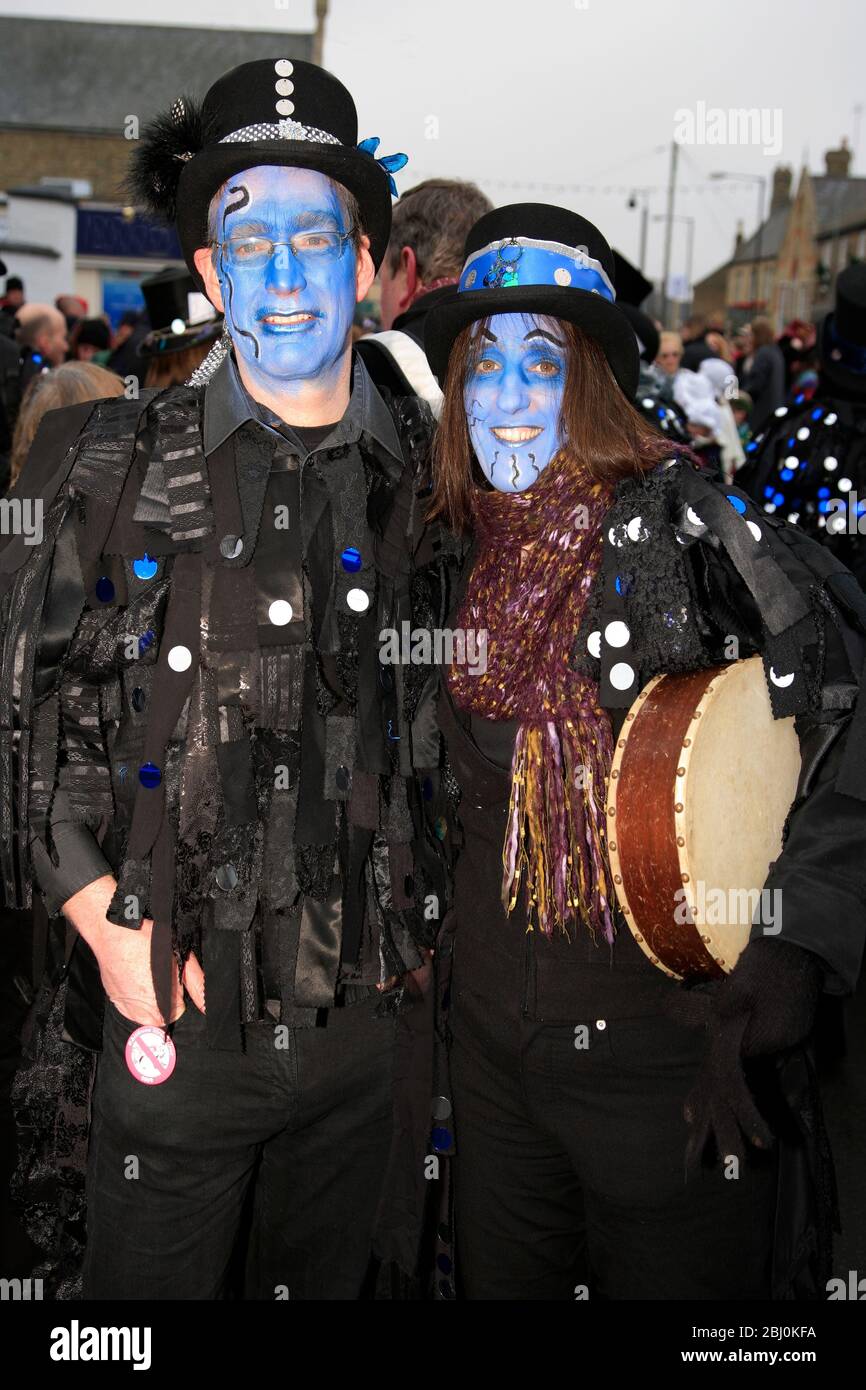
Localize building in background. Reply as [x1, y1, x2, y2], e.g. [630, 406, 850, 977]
[0, 16, 313, 318]
[693, 143, 866, 330]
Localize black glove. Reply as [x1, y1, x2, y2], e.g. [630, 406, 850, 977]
[665, 938, 823, 1171]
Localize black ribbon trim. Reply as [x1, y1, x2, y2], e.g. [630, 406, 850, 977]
[126, 551, 201, 860]
[679, 471, 810, 637]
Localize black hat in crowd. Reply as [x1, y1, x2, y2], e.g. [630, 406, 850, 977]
[129, 58, 402, 288]
[611, 248, 659, 364]
[136, 265, 223, 360]
[425, 204, 640, 399]
[819, 262, 866, 396]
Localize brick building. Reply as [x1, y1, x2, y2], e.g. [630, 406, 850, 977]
[0, 16, 312, 317]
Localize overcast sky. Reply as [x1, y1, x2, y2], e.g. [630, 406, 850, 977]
[5, 0, 865, 285]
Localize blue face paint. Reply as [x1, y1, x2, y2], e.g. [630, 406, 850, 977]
[463, 312, 566, 493]
[213, 165, 358, 391]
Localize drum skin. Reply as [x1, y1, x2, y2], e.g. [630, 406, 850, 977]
[605, 657, 801, 981]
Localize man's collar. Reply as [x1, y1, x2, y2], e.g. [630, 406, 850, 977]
[202, 347, 403, 462]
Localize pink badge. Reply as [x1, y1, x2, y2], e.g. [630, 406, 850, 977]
[124, 1025, 177, 1085]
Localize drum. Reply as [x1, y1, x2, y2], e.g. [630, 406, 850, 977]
[605, 656, 801, 980]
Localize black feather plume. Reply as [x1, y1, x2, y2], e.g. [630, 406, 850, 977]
[126, 94, 214, 224]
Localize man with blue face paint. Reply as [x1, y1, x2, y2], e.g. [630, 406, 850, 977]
[0, 59, 452, 1301]
[464, 312, 565, 492]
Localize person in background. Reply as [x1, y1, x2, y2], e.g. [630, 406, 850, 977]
[15, 304, 69, 395]
[0, 276, 25, 318]
[680, 313, 715, 371]
[358, 178, 493, 412]
[9, 361, 124, 489]
[730, 389, 753, 447]
[56, 294, 89, 337]
[698, 355, 745, 482]
[655, 330, 683, 378]
[705, 329, 733, 363]
[135, 265, 223, 388]
[70, 318, 112, 365]
[741, 316, 786, 433]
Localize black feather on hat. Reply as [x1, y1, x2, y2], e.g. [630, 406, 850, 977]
[127, 96, 218, 227]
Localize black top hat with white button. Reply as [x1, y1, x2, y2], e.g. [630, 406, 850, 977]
[129, 58, 401, 284]
[425, 204, 640, 399]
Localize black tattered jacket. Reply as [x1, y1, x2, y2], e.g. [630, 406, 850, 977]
[0, 352, 453, 1062]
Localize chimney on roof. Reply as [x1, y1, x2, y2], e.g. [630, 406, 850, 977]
[825, 139, 852, 178]
[734, 219, 744, 254]
[770, 165, 793, 213]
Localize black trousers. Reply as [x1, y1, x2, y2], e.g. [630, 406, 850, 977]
[82, 994, 396, 1300]
[449, 981, 779, 1301]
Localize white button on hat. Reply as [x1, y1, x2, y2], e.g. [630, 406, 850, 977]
[275, 79, 294, 95]
[275, 59, 294, 76]
[276, 99, 295, 116]
[347, 588, 370, 613]
[167, 645, 192, 672]
[268, 600, 294, 625]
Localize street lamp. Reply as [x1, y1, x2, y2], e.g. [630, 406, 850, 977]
[710, 171, 767, 313]
[652, 214, 694, 327]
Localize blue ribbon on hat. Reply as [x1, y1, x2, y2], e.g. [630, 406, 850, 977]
[357, 136, 408, 196]
[458, 237, 616, 302]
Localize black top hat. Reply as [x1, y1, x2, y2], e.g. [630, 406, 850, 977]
[129, 58, 400, 286]
[819, 262, 866, 397]
[425, 204, 639, 399]
[136, 265, 222, 359]
[612, 249, 653, 309]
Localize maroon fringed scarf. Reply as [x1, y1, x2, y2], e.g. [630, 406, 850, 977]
[447, 457, 617, 941]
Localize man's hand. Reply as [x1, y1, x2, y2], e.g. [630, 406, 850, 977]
[376, 948, 434, 999]
[62, 875, 205, 1028]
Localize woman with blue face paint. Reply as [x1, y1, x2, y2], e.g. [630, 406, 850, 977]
[424, 204, 866, 1300]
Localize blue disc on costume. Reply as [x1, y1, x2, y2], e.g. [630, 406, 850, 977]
[773, 492, 785, 506]
[95, 576, 115, 603]
[138, 761, 161, 789]
[138, 629, 156, 653]
[726, 494, 747, 513]
[615, 573, 635, 596]
[818, 486, 830, 498]
[812, 407, 823, 420]
[431, 1126, 453, 1152]
[340, 545, 362, 573]
[133, 553, 158, 580]
[422, 776, 434, 801]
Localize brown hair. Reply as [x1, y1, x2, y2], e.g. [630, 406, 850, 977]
[386, 179, 493, 281]
[430, 316, 677, 533]
[144, 340, 215, 388]
[750, 316, 776, 349]
[10, 361, 124, 486]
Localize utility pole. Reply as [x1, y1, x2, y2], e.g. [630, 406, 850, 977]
[312, 0, 329, 67]
[639, 199, 649, 273]
[660, 141, 679, 328]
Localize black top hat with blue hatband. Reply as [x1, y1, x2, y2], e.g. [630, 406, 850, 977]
[425, 203, 640, 398]
[128, 58, 407, 285]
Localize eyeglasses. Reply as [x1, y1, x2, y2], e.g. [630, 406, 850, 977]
[214, 228, 356, 270]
